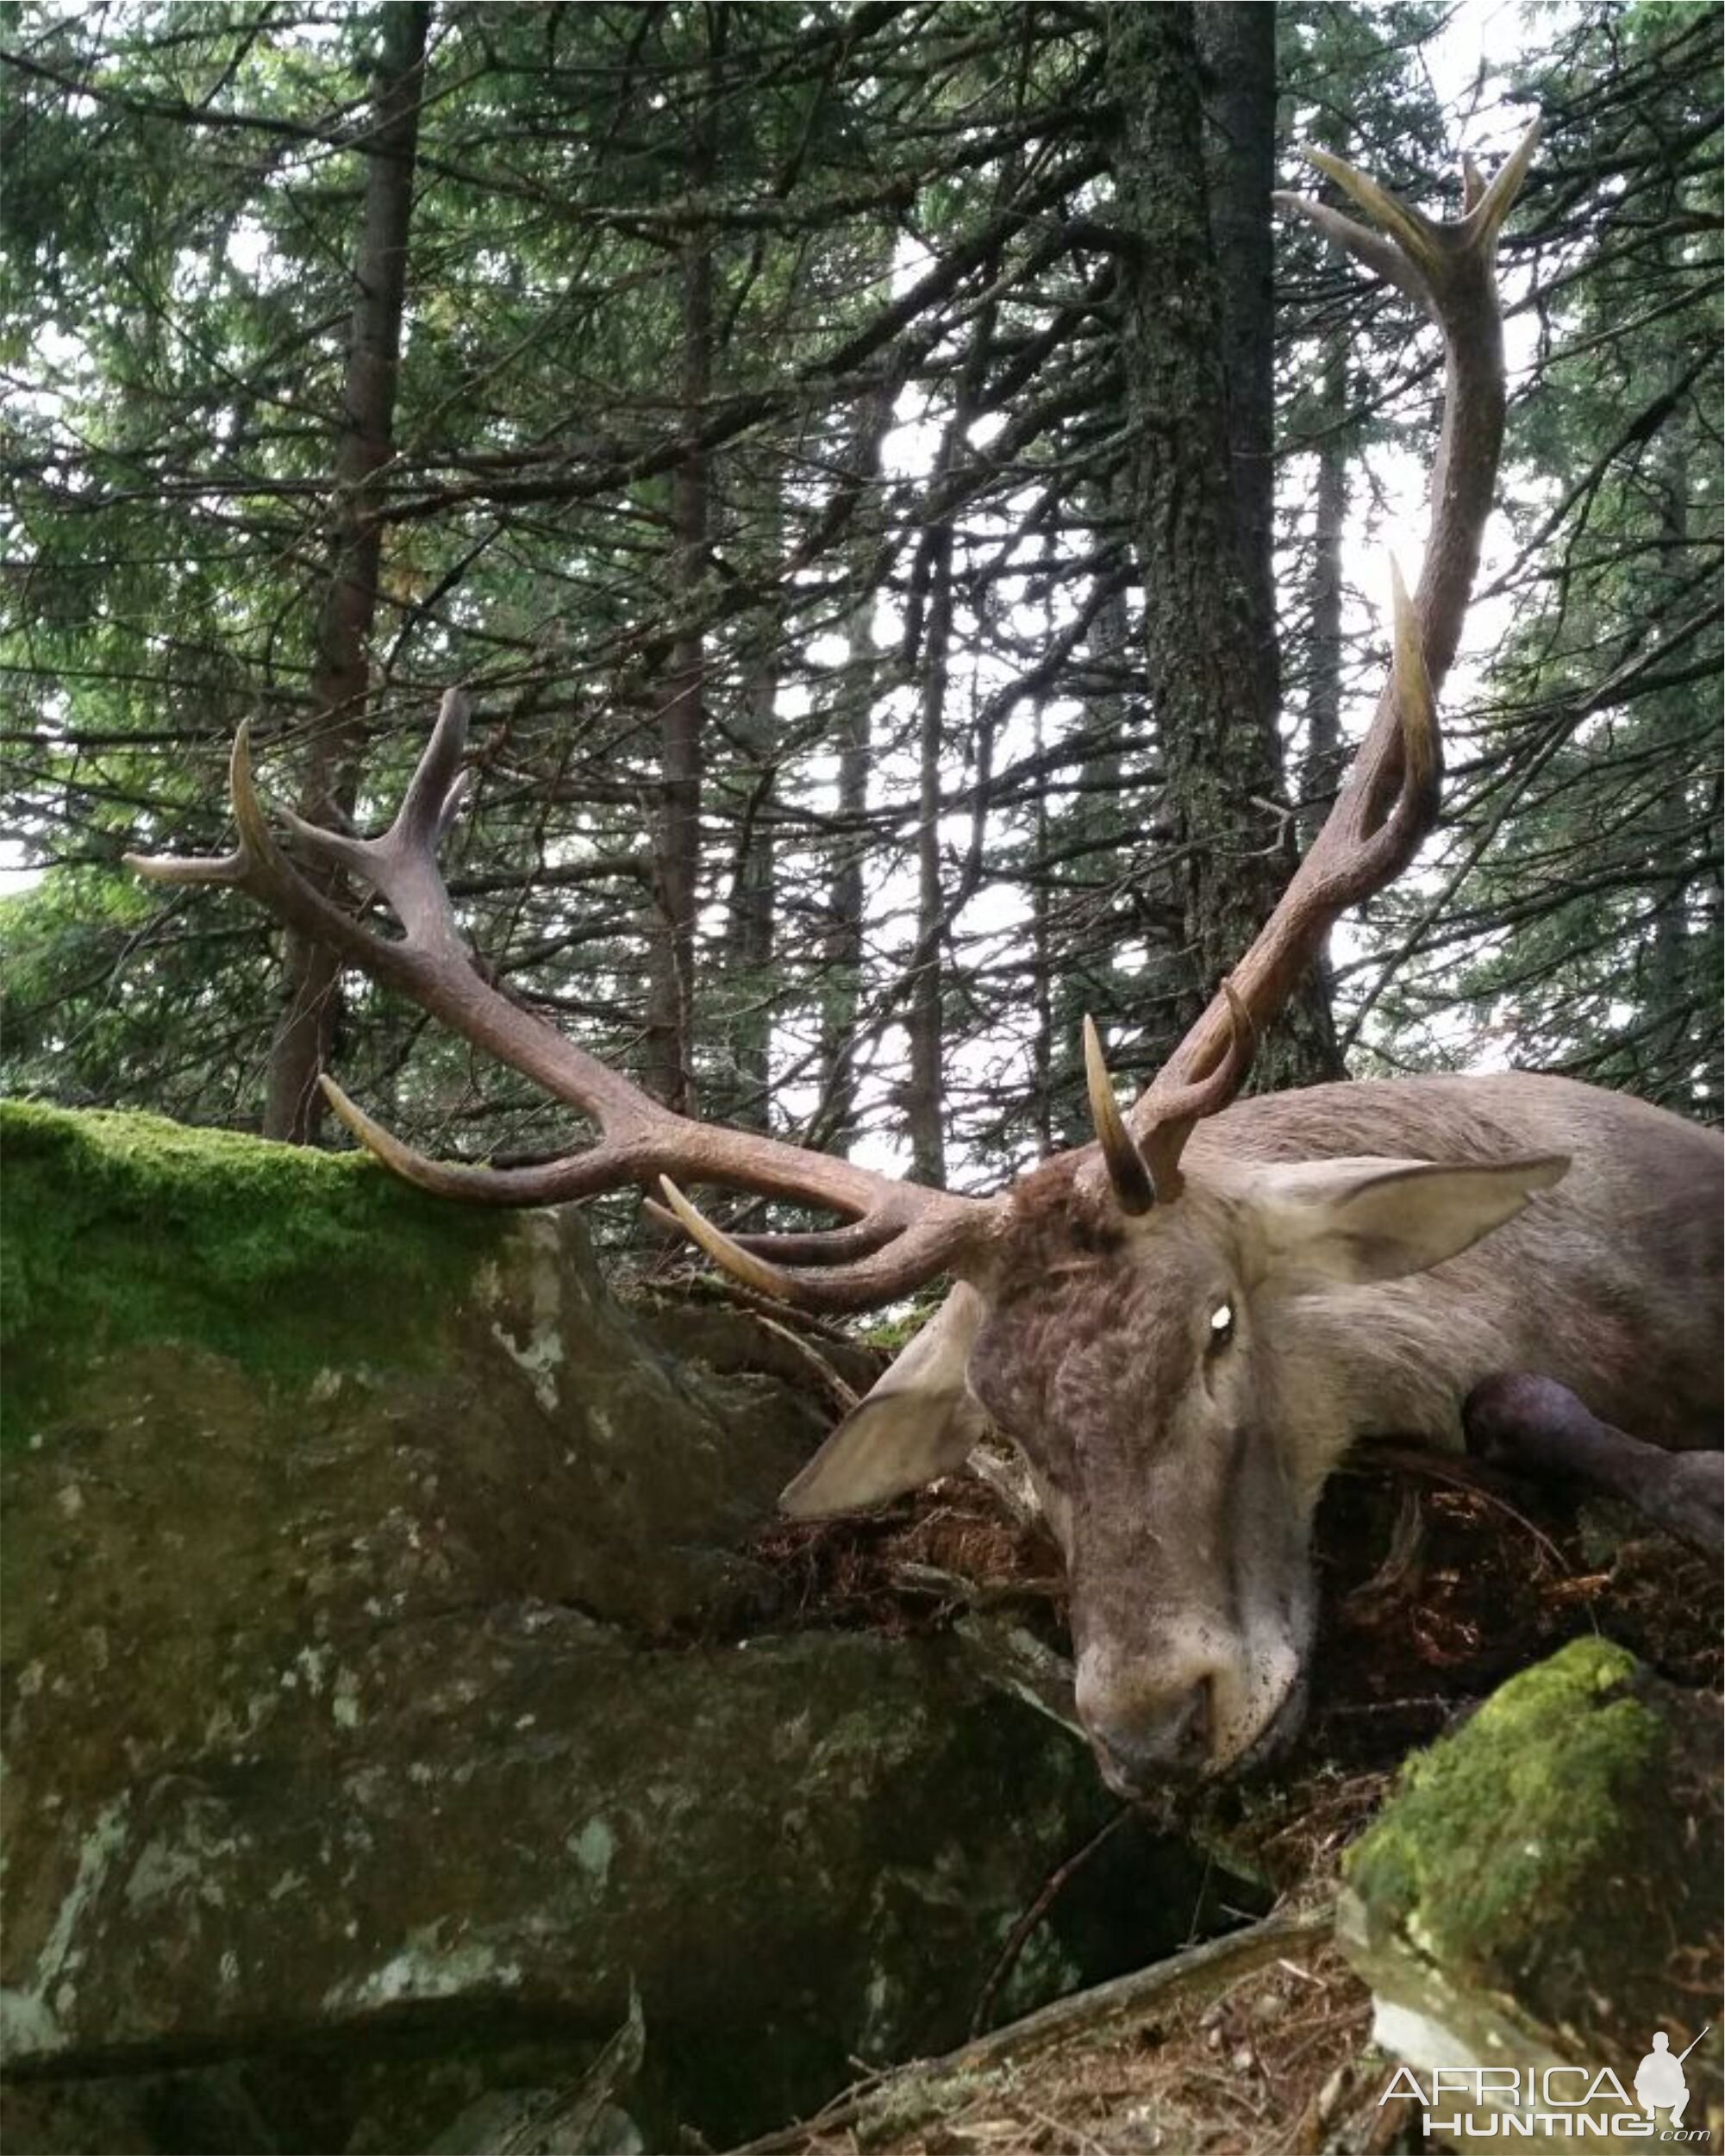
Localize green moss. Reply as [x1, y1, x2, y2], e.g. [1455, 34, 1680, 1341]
[1, 1100, 509, 1447]
[1344, 1637, 1667, 1981]
[859, 1290, 947, 1354]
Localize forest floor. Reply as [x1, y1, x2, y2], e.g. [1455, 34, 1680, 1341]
[728, 1916, 1382, 2156]
[732, 1447, 1722, 2156]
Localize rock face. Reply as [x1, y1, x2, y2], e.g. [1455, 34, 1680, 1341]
[1339, 1636, 1723, 2152]
[0, 1106, 1203, 2152]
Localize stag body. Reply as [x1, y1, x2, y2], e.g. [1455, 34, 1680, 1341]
[132, 131, 1723, 1799]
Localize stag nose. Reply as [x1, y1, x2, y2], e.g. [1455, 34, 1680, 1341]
[1076, 1665, 1215, 1793]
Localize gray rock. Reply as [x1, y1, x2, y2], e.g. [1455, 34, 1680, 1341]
[1, 1107, 1207, 2151]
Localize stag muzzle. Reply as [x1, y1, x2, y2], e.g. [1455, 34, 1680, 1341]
[1072, 1607, 1310, 1793]
[1075, 1640, 1221, 1792]
[1078, 1673, 1212, 1792]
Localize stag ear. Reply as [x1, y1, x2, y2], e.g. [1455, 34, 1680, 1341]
[1246, 1153, 1570, 1288]
[779, 1284, 991, 1517]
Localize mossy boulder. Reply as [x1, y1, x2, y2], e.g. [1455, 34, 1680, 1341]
[3, 1617, 1133, 2148]
[1, 1103, 823, 1653]
[0, 1106, 1197, 2152]
[1, 1100, 510, 1447]
[1340, 1638, 1722, 2147]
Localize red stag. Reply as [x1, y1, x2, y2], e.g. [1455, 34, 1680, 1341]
[132, 131, 1722, 1796]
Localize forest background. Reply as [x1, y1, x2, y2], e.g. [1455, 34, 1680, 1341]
[3, 0, 1718, 1249]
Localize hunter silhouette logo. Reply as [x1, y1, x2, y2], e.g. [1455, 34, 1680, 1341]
[1638, 2031, 1707, 2131]
[1381, 2024, 1714, 2139]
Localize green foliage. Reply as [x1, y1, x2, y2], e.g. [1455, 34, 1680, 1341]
[2, 0, 1716, 1187]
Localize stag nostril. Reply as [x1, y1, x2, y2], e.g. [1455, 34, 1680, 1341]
[1180, 1677, 1211, 1762]
[1090, 1679, 1213, 1795]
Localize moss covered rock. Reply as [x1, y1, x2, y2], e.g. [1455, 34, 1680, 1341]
[0, 1107, 1195, 2152]
[1, 1101, 510, 1445]
[1340, 1638, 1722, 2147]
[2, 1105, 822, 1662]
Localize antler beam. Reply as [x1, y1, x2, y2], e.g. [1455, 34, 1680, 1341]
[1110, 125, 1537, 1189]
[128, 692, 994, 1312]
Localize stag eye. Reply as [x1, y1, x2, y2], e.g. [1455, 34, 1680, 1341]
[1207, 1300, 1235, 1353]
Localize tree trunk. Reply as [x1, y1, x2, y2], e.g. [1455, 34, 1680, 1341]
[1647, 422, 1693, 1103]
[817, 381, 893, 1150]
[905, 513, 953, 1189]
[264, 2, 431, 1142]
[1197, 0, 1279, 728]
[1030, 692, 1055, 1157]
[724, 588, 778, 1132]
[819, 566, 878, 1151]
[642, 20, 722, 1115]
[1301, 338, 1349, 853]
[1103, 0, 1336, 1087]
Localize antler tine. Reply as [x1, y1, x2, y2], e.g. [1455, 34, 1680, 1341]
[1295, 559, 1438, 910]
[655, 1178, 989, 1315]
[1084, 1016, 1155, 1215]
[1295, 147, 1445, 293]
[1086, 987, 1254, 1212]
[1276, 119, 1538, 685]
[318, 1075, 628, 1205]
[125, 841, 247, 890]
[655, 1180, 801, 1299]
[265, 687, 472, 879]
[264, 706, 465, 875]
[123, 725, 254, 890]
[1132, 128, 1534, 1146]
[130, 724, 367, 951]
[1277, 122, 1540, 315]
[397, 686, 473, 843]
[1137, 983, 1254, 1203]
[1460, 121, 1541, 259]
[266, 787, 384, 891]
[129, 722, 457, 981]
[261, 693, 472, 952]
[725, 1215, 905, 1265]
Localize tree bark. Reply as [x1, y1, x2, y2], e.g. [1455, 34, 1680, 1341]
[723, 580, 778, 1132]
[1197, 0, 1279, 727]
[1103, 1, 1336, 1087]
[819, 573, 878, 1149]
[264, 2, 431, 1142]
[642, 17, 722, 1115]
[817, 381, 893, 1150]
[1029, 690, 1055, 1157]
[1647, 422, 1694, 1103]
[905, 509, 953, 1188]
[1300, 337, 1349, 852]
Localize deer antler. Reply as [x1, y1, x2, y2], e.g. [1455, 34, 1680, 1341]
[130, 131, 1534, 1307]
[1083, 125, 1537, 1203]
[127, 691, 996, 1312]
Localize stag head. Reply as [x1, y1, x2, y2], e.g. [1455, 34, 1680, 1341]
[130, 132, 1547, 1793]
